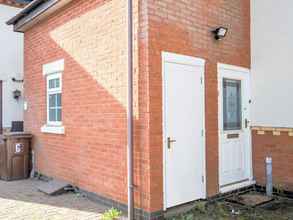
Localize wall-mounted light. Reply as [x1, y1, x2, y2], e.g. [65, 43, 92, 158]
[212, 27, 228, 40]
[12, 77, 24, 83]
[13, 90, 21, 100]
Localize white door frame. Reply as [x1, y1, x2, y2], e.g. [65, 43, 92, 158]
[162, 51, 206, 210]
[217, 63, 254, 193]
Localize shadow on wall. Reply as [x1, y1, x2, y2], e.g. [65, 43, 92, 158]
[24, 0, 148, 211]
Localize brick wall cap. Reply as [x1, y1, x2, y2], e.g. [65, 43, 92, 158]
[251, 126, 293, 132]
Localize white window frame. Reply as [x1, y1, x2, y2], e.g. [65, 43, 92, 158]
[41, 59, 65, 134]
[46, 73, 62, 126]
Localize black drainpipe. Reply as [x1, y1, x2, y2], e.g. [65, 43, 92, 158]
[127, 0, 134, 219]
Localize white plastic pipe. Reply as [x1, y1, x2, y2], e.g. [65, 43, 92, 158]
[266, 157, 273, 197]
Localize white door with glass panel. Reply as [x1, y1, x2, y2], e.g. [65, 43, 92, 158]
[163, 52, 206, 209]
[218, 64, 252, 189]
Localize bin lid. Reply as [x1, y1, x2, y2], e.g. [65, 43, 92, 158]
[2, 132, 33, 140]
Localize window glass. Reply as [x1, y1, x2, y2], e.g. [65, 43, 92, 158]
[56, 93, 61, 107]
[49, 94, 56, 107]
[56, 108, 62, 121]
[49, 108, 56, 122]
[223, 78, 242, 130]
[49, 78, 60, 89]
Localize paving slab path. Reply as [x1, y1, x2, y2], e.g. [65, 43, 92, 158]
[0, 179, 111, 220]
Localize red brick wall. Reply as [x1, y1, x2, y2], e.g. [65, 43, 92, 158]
[23, 0, 251, 214]
[253, 131, 293, 191]
[24, 0, 152, 212]
[146, 0, 250, 211]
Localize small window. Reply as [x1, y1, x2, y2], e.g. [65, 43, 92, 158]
[47, 73, 62, 126]
[223, 78, 242, 130]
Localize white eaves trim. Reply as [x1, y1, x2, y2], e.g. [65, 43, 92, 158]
[41, 125, 65, 134]
[43, 59, 64, 76]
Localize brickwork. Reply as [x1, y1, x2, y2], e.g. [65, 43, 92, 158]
[146, 0, 250, 211]
[253, 130, 293, 191]
[23, 0, 250, 216]
[24, 0, 152, 214]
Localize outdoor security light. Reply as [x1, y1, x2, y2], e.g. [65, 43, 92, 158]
[212, 27, 228, 40]
[13, 89, 21, 99]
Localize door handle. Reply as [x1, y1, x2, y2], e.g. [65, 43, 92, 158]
[167, 137, 176, 149]
[245, 119, 250, 129]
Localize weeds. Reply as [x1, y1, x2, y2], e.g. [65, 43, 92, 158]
[168, 198, 293, 220]
[101, 208, 122, 220]
[193, 201, 206, 213]
[274, 184, 285, 196]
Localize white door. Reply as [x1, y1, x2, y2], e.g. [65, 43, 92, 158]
[218, 64, 253, 189]
[163, 52, 206, 209]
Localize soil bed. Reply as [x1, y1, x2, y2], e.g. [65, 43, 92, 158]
[168, 195, 293, 220]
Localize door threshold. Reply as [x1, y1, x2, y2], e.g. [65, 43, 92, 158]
[220, 180, 256, 194]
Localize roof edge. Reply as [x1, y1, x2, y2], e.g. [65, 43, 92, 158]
[6, 0, 45, 25]
[7, 0, 72, 32]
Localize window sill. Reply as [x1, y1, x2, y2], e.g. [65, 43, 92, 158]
[41, 125, 65, 134]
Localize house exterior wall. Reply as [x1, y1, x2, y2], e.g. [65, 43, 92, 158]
[24, 0, 154, 214]
[0, 4, 24, 130]
[23, 0, 250, 217]
[251, 0, 293, 191]
[146, 0, 250, 212]
[251, 0, 293, 128]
